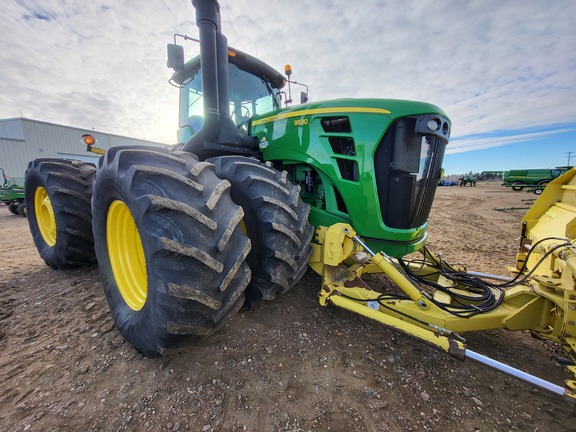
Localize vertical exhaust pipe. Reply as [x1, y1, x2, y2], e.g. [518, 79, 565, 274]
[182, 0, 243, 156]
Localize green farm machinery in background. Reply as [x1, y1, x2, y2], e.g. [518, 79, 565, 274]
[503, 166, 572, 194]
[0, 168, 26, 216]
[459, 175, 477, 186]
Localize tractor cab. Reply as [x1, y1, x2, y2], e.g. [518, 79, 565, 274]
[169, 44, 288, 145]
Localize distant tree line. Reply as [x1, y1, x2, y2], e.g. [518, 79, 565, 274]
[445, 171, 503, 181]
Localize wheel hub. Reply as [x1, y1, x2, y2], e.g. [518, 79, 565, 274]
[107, 200, 148, 311]
[34, 186, 56, 246]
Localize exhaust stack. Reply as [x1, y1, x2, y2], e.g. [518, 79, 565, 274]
[182, 0, 250, 158]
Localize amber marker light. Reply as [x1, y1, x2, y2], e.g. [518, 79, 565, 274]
[81, 134, 96, 146]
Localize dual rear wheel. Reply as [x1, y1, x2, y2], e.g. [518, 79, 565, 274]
[25, 159, 96, 269]
[25, 149, 312, 356]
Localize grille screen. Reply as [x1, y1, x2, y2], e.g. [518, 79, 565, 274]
[374, 117, 447, 229]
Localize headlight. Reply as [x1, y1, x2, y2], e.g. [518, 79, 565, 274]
[426, 118, 440, 131]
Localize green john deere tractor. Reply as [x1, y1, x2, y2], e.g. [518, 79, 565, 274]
[24, 0, 576, 398]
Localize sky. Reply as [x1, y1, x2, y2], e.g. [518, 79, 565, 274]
[1, 0, 575, 175]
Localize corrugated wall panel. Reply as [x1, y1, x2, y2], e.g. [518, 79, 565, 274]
[0, 139, 34, 178]
[0, 118, 25, 140]
[0, 118, 168, 177]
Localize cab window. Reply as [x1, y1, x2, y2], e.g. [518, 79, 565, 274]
[180, 63, 278, 134]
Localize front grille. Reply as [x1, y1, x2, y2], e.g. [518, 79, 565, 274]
[374, 116, 448, 230]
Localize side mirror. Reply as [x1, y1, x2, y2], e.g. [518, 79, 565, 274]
[300, 91, 308, 104]
[167, 44, 185, 71]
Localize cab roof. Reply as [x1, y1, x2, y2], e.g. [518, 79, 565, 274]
[171, 46, 286, 90]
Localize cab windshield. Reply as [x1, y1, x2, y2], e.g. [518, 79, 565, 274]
[180, 63, 279, 134]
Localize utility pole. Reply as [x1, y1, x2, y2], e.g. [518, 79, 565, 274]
[567, 152, 575, 166]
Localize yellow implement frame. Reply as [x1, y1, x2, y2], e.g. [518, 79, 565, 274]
[310, 168, 576, 399]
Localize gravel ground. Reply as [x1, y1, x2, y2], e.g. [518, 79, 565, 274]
[1, 182, 575, 431]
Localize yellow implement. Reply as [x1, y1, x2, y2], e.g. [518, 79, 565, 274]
[310, 168, 576, 399]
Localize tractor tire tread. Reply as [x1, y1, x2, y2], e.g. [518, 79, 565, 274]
[25, 158, 96, 269]
[92, 146, 250, 356]
[209, 155, 314, 308]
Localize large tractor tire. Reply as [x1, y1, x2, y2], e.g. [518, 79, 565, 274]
[209, 156, 314, 308]
[92, 147, 251, 357]
[17, 201, 26, 217]
[25, 159, 97, 269]
[7, 201, 19, 215]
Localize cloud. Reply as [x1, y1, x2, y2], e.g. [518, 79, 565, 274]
[223, 0, 576, 151]
[0, 0, 574, 150]
[447, 126, 576, 154]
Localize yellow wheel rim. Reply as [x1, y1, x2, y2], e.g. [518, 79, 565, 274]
[34, 186, 57, 247]
[107, 200, 148, 311]
[240, 219, 247, 236]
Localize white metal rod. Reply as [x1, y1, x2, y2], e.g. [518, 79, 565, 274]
[352, 234, 377, 257]
[466, 349, 565, 396]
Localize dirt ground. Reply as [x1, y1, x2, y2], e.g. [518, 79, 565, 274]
[1, 183, 575, 432]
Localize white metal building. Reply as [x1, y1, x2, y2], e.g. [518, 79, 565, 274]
[0, 118, 169, 179]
